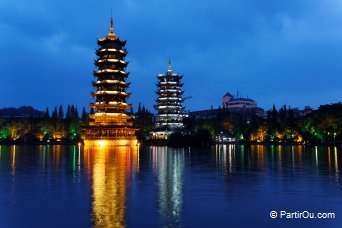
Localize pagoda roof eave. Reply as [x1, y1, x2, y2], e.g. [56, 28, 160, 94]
[97, 37, 126, 44]
[93, 73, 129, 78]
[96, 48, 126, 54]
[95, 69, 127, 74]
[89, 112, 130, 118]
[91, 92, 130, 97]
[92, 81, 130, 87]
[157, 74, 183, 79]
[95, 59, 127, 65]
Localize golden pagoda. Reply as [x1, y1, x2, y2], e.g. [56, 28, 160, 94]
[83, 17, 137, 146]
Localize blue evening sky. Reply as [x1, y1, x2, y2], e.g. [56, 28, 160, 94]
[0, 0, 341, 112]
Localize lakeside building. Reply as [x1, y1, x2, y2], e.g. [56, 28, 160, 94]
[222, 92, 257, 109]
[151, 61, 186, 139]
[291, 106, 313, 117]
[82, 18, 137, 146]
[190, 91, 264, 120]
[189, 107, 265, 120]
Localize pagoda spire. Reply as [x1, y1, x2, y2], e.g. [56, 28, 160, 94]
[108, 16, 115, 38]
[168, 58, 172, 72]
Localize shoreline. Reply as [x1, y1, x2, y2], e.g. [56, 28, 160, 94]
[0, 140, 341, 148]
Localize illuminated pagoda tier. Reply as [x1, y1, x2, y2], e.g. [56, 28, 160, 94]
[152, 60, 186, 139]
[83, 18, 137, 146]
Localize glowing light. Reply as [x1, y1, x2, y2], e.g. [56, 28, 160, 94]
[335, 147, 339, 174]
[11, 145, 16, 176]
[160, 81, 178, 85]
[96, 69, 126, 74]
[296, 135, 303, 143]
[73, 146, 76, 171]
[158, 97, 182, 100]
[93, 113, 128, 117]
[159, 89, 181, 93]
[97, 59, 126, 64]
[158, 114, 183, 117]
[98, 140, 107, 147]
[158, 123, 183, 127]
[157, 105, 182, 109]
[84, 139, 138, 147]
[315, 146, 318, 167]
[94, 101, 129, 106]
[98, 48, 125, 54]
[94, 80, 127, 85]
[93, 90, 128, 95]
[89, 144, 139, 227]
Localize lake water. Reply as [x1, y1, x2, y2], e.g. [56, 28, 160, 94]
[0, 144, 341, 228]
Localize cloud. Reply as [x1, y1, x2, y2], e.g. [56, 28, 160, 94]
[0, 0, 341, 111]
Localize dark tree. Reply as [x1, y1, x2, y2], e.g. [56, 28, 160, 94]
[58, 105, 64, 120]
[51, 106, 58, 121]
[66, 105, 71, 120]
[137, 102, 142, 115]
[74, 107, 79, 120]
[81, 107, 88, 123]
[70, 105, 75, 119]
[44, 107, 50, 119]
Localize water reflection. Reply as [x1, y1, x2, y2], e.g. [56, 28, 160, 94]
[251, 145, 265, 170]
[212, 144, 342, 177]
[151, 146, 185, 227]
[52, 145, 61, 169]
[335, 147, 339, 183]
[0, 144, 341, 227]
[215, 144, 236, 174]
[11, 145, 16, 177]
[84, 145, 139, 228]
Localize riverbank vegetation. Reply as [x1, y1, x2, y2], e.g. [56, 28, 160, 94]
[0, 103, 341, 145]
[182, 103, 342, 145]
[0, 105, 86, 144]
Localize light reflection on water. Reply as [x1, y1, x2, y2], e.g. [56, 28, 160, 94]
[0, 145, 341, 227]
[213, 144, 341, 188]
[84, 145, 139, 228]
[151, 146, 185, 227]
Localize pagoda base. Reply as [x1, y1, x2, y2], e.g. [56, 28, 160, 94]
[84, 137, 138, 147]
[82, 125, 138, 146]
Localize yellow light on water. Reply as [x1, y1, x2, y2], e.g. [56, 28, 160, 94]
[84, 139, 138, 147]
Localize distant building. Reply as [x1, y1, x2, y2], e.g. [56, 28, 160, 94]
[190, 109, 219, 120]
[222, 92, 257, 109]
[189, 92, 264, 120]
[189, 107, 265, 120]
[291, 106, 313, 117]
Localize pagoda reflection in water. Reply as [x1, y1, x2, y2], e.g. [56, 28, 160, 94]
[83, 17, 137, 146]
[84, 145, 139, 227]
[151, 146, 185, 226]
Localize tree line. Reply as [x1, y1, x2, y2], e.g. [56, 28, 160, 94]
[180, 103, 342, 145]
[0, 105, 87, 144]
[0, 102, 341, 145]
